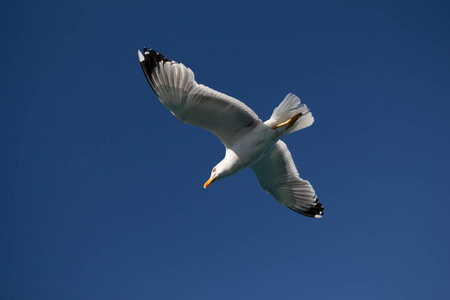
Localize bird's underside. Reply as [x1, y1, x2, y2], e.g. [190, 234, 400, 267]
[138, 47, 324, 218]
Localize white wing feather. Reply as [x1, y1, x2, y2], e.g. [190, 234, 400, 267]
[139, 49, 261, 147]
[251, 141, 324, 218]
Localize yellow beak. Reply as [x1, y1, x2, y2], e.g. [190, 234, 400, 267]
[204, 174, 216, 189]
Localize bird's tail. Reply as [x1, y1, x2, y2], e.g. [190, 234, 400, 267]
[266, 93, 314, 135]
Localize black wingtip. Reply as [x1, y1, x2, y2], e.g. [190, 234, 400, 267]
[290, 196, 324, 218]
[140, 48, 171, 69]
[307, 197, 324, 218]
[139, 48, 172, 94]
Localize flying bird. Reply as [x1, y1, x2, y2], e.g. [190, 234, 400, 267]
[138, 48, 324, 218]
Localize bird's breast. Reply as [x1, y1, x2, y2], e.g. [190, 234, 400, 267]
[231, 124, 278, 168]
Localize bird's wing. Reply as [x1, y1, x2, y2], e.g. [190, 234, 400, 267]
[139, 49, 261, 147]
[251, 140, 324, 218]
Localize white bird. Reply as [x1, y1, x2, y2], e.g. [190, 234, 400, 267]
[138, 48, 324, 218]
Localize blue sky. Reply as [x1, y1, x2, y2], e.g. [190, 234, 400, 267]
[2, 0, 449, 299]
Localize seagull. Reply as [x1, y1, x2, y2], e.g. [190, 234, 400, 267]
[138, 48, 324, 218]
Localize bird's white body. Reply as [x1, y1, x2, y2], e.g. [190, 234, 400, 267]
[138, 48, 324, 218]
[214, 123, 277, 179]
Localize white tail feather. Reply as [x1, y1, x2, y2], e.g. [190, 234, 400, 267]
[266, 93, 314, 134]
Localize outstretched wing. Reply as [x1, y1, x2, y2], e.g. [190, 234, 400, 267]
[139, 49, 261, 147]
[251, 141, 324, 218]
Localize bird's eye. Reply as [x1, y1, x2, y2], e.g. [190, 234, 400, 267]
[212, 167, 216, 173]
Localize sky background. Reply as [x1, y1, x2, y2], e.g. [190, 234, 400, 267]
[2, 0, 449, 299]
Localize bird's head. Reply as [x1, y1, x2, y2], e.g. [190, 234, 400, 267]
[204, 152, 238, 189]
[204, 160, 234, 189]
[204, 165, 220, 188]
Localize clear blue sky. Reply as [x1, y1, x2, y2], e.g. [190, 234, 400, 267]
[2, 1, 449, 299]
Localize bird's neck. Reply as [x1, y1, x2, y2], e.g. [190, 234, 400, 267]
[219, 150, 242, 178]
